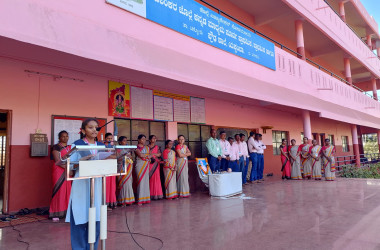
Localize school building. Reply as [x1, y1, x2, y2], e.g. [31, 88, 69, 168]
[0, 0, 380, 214]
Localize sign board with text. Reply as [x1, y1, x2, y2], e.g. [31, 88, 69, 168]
[107, 0, 276, 70]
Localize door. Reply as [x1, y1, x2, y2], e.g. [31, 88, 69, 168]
[0, 111, 11, 214]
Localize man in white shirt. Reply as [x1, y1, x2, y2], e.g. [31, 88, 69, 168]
[246, 131, 255, 182]
[219, 131, 231, 171]
[239, 133, 249, 184]
[228, 136, 240, 172]
[248, 132, 259, 183]
[233, 134, 245, 173]
[258, 134, 266, 181]
[249, 133, 266, 183]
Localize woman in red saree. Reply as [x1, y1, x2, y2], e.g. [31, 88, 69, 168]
[134, 134, 152, 205]
[279, 139, 291, 179]
[49, 130, 72, 220]
[148, 135, 163, 200]
[162, 140, 178, 199]
[175, 135, 191, 198]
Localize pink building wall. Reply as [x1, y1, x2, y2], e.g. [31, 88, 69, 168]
[1, 0, 379, 128]
[0, 56, 354, 212]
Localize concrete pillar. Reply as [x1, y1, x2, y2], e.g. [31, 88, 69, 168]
[343, 57, 352, 85]
[338, 1, 346, 22]
[351, 125, 361, 167]
[295, 19, 306, 60]
[366, 34, 372, 48]
[371, 77, 378, 100]
[302, 110, 312, 143]
[166, 121, 178, 141]
[377, 47, 380, 59]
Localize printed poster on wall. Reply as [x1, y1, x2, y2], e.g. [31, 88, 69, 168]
[153, 90, 191, 123]
[106, 0, 147, 18]
[190, 97, 206, 124]
[53, 119, 83, 145]
[174, 99, 190, 123]
[153, 95, 173, 121]
[131, 86, 153, 120]
[108, 81, 131, 118]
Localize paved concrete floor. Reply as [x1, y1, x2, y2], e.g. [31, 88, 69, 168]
[1, 177, 380, 250]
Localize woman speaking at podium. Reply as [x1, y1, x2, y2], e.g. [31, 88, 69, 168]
[65, 118, 103, 250]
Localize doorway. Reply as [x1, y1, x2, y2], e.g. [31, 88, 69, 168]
[0, 111, 11, 214]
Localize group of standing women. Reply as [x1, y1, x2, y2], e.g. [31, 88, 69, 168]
[132, 134, 191, 205]
[279, 137, 336, 181]
[49, 129, 192, 219]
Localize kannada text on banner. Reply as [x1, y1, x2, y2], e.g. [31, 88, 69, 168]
[147, 0, 276, 70]
[106, 0, 276, 70]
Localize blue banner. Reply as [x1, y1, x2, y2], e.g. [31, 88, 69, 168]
[146, 0, 276, 70]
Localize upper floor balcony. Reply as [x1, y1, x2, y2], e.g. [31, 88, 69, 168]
[0, 0, 380, 128]
[324, 0, 379, 41]
[351, 0, 379, 36]
[219, 0, 380, 82]
[281, 0, 380, 79]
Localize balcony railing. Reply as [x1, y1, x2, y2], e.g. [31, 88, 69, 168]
[199, 0, 378, 102]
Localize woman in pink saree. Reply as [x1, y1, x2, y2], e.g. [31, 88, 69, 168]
[279, 139, 291, 179]
[162, 140, 178, 199]
[175, 135, 191, 198]
[148, 135, 163, 200]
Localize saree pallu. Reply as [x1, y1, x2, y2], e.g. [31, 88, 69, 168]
[323, 146, 336, 181]
[301, 145, 312, 178]
[163, 149, 177, 199]
[106, 176, 117, 207]
[149, 145, 163, 200]
[289, 146, 302, 180]
[49, 146, 72, 218]
[311, 146, 322, 180]
[135, 146, 151, 204]
[117, 162, 135, 205]
[176, 145, 190, 198]
[280, 146, 291, 179]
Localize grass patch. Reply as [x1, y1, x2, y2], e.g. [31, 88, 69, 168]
[340, 164, 380, 179]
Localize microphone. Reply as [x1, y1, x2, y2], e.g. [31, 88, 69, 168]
[96, 119, 115, 131]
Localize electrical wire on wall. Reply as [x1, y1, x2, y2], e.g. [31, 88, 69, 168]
[36, 77, 41, 133]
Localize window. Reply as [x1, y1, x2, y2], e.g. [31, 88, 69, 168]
[115, 119, 166, 150]
[341, 136, 349, 152]
[273, 130, 288, 155]
[301, 132, 304, 142]
[327, 134, 335, 145]
[177, 123, 211, 160]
